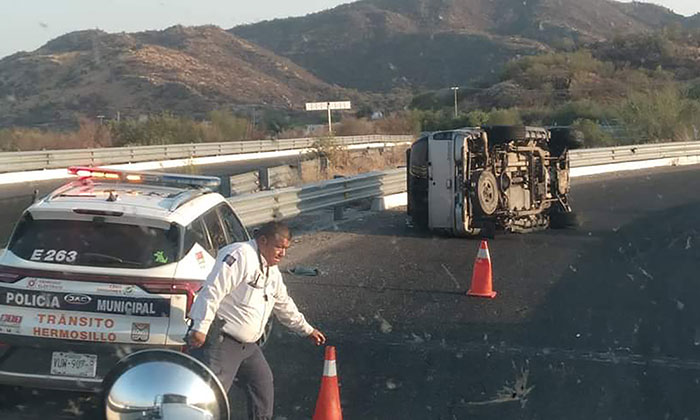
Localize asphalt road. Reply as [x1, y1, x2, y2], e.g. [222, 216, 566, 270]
[1, 164, 700, 419]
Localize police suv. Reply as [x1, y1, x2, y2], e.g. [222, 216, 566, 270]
[0, 167, 249, 391]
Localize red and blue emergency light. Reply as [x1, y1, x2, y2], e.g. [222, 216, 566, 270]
[67, 167, 221, 190]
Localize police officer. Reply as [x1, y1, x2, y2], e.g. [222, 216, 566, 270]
[187, 221, 326, 420]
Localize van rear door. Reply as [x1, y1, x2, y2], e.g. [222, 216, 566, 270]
[428, 133, 456, 229]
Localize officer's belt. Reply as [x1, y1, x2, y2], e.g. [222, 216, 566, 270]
[221, 331, 258, 345]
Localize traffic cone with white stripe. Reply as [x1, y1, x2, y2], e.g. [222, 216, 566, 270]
[467, 240, 497, 298]
[312, 346, 342, 420]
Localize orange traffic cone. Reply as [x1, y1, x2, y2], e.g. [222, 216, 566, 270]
[312, 346, 343, 420]
[467, 240, 497, 298]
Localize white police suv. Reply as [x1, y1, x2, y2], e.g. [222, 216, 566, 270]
[0, 167, 249, 391]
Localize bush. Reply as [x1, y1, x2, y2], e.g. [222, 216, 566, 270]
[108, 111, 256, 147]
[486, 108, 522, 125]
[687, 82, 700, 101]
[502, 50, 612, 90]
[310, 136, 342, 172]
[374, 112, 422, 135]
[549, 100, 618, 126]
[109, 112, 206, 146]
[207, 110, 250, 141]
[618, 85, 698, 142]
[572, 119, 616, 147]
[261, 109, 294, 135]
[409, 108, 524, 132]
[464, 110, 489, 127]
[0, 119, 112, 151]
[334, 118, 375, 136]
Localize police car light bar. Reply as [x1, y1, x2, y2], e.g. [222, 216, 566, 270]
[68, 167, 221, 190]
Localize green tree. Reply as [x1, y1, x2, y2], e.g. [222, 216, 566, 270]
[572, 119, 615, 147]
[619, 86, 692, 141]
[208, 109, 250, 141]
[486, 108, 522, 125]
[109, 112, 206, 146]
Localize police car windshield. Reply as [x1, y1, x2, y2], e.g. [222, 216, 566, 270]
[8, 218, 179, 269]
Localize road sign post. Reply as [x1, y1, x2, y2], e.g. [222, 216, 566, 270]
[305, 101, 352, 135]
[451, 87, 459, 118]
[328, 107, 332, 135]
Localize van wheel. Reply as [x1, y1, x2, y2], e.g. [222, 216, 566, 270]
[549, 127, 584, 156]
[484, 125, 527, 145]
[476, 171, 500, 216]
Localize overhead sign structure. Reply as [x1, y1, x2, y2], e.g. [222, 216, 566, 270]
[305, 101, 352, 111]
[305, 101, 352, 134]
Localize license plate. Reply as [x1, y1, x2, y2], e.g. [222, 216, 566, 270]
[50, 352, 97, 378]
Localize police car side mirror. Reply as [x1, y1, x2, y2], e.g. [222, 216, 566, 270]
[102, 349, 230, 420]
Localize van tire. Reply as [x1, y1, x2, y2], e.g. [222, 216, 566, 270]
[476, 171, 500, 216]
[484, 125, 527, 145]
[549, 127, 584, 156]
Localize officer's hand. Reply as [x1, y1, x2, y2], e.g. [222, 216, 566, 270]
[188, 330, 207, 349]
[308, 329, 326, 346]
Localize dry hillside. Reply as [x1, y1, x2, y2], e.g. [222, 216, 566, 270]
[0, 26, 349, 128]
[233, 0, 698, 90]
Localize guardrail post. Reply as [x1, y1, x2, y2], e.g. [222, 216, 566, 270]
[320, 154, 329, 174]
[333, 175, 345, 221]
[219, 176, 231, 197]
[259, 168, 271, 191]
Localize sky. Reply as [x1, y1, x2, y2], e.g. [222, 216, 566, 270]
[0, 0, 699, 59]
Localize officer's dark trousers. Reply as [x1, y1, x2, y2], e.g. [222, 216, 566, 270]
[192, 332, 274, 420]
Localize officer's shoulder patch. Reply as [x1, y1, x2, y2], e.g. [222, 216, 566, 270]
[223, 254, 237, 266]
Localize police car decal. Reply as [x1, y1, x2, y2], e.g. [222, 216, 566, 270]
[0, 278, 184, 345]
[30, 249, 78, 263]
[0, 286, 170, 317]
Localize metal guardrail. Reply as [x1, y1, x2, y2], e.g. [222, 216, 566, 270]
[266, 166, 298, 189]
[229, 169, 405, 226]
[569, 141, 700, 167]
[0, 135, 413, 173]
[228, 140, 700, 227]
[228, 171, 260, 197]
[3, 137, 699, 228]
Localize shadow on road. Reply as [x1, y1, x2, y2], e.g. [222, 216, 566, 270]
[271, 198, 700, 419]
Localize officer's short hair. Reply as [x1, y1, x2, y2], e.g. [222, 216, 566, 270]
[255, 221, 292, 241]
